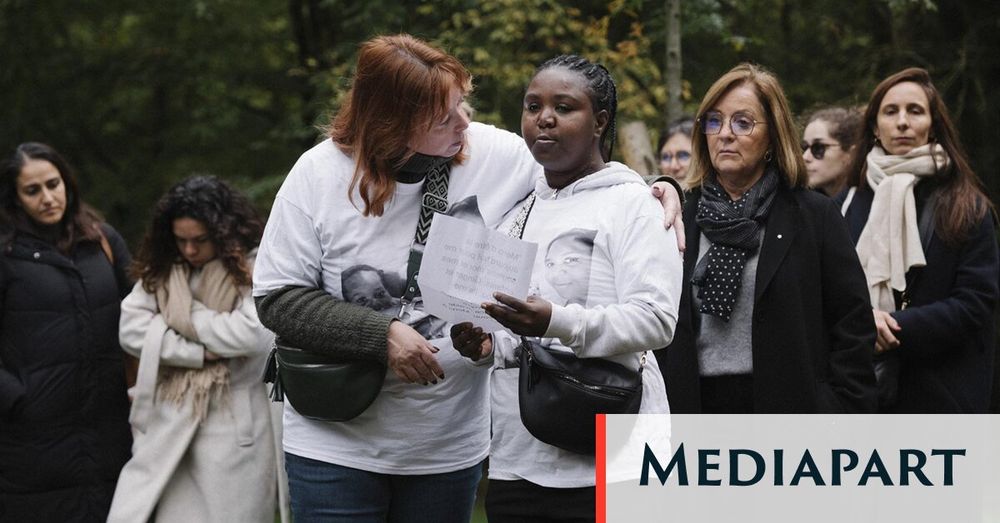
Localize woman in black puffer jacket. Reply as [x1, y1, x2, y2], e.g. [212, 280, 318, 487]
[0, 142, 133, 522]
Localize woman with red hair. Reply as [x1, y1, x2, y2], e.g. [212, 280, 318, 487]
[253, 34, 680, 522]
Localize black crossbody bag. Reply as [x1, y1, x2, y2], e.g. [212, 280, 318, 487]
[508, 193, 644, 454]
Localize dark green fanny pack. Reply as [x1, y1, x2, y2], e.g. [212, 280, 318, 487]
[264, 341, 386, 422]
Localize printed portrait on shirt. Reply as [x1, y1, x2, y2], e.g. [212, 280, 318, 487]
[341, 264, 403, 314]
[341, 264, 446, 339]
[543, 228, 597, 307]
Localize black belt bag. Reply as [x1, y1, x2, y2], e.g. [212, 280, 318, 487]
[517, 337, 643, 455]
[264, 341, 385, 422]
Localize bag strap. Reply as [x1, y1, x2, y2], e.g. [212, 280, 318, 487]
[94, 224, 114, 265]
[93, 223, 141, 389]
[507, 193, 537, 240]
[400, 162, 451, 311]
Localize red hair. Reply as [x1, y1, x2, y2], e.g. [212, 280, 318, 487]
[329, 34, 472, 216]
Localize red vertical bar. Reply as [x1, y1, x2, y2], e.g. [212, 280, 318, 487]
[596, 413, 607, 523]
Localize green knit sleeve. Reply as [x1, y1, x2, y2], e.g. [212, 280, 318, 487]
[255, 286, 393, 364]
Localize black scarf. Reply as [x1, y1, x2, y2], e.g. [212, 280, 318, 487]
[692, 167, 780, 321]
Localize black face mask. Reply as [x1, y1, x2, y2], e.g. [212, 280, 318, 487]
[395, 152, 453, 184]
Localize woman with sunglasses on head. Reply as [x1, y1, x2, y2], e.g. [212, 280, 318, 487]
[802, 106, 863, 198]
[252, 35, 682, 522]
[658, 116, 695, 181]
[0, 143, 133, 522]
[842, 67, 998, 413]
[450, 54, 679, 523]
[661, 63, 877, 414]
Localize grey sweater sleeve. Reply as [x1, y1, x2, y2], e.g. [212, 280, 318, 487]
[255, 285, 393, 364]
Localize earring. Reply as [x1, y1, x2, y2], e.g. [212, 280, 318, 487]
[764, 150, 773, 163]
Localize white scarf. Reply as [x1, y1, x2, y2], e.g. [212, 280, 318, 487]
[855, 143, 949, 311]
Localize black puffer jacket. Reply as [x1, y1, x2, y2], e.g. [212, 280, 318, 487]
[0, 224, 133, 522]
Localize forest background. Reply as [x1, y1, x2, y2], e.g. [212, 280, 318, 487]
[4, 0, 998, 242]
[2, 0, 999, 406]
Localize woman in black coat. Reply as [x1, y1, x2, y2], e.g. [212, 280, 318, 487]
[0, 143, 133, 522]
[840, 68, 998, 413]
[658, 64, 877, 413]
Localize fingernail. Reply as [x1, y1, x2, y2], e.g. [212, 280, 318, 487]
[493, 292, 500, 299]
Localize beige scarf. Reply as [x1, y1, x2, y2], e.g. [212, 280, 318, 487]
[153, 259, 241, 421]
[856, 144, 949, 311]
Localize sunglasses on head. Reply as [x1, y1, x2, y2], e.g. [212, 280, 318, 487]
[661, 151, 691, 164]
[801, 141, 841, 160]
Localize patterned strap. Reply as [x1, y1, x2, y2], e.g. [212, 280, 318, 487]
[414, 163, 451, 245]
[401, 162, 451, 305]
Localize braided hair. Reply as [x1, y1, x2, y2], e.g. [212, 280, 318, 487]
[536, 55, 618, 162]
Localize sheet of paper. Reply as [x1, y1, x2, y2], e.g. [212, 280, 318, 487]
[419, 214, 537, 331]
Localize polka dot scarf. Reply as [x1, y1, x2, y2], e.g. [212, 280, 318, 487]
[692, 167, 780, 321]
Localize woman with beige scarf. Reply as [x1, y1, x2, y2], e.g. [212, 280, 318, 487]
[108, 176, 289, 522]
[840, 67, 999, 413]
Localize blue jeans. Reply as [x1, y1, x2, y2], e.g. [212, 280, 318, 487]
[285, 452, 483, 523]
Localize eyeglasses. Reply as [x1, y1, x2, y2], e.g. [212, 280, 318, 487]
[801, 141, 841, 160]
[660, 151, 691, 164]
[699, 111, 766, 136]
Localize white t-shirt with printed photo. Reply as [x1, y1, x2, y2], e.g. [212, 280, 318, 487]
[253, 122, 541, 474]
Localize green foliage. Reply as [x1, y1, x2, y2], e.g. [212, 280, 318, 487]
[435, 0, 665, 127]
[2, 0, 998, 247]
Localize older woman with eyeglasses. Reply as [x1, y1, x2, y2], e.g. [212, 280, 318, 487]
[802, 106, 863, 198]
[660, 63, 877, 413]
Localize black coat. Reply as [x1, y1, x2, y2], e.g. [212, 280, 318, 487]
[0, 225, 133, 522]
[657, 183, 878, 413]
[842, 184, 999, 412]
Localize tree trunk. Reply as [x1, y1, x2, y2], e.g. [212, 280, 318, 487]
[619, 120, 658, 181]
[665, 0, 683, 125]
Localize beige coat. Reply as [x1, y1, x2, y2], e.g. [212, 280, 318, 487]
[108, 269, 289, 523]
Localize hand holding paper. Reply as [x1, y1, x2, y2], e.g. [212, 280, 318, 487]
[418, 214, 536, 331]
[481, 292, 552, 337]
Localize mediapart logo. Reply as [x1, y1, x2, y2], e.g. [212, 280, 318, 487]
[639, 443, 966, 487]
[603, 416, 1000, 522]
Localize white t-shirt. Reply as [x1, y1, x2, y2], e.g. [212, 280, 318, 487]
[489, 162, 681, 488]
[253, 122, 541, 474]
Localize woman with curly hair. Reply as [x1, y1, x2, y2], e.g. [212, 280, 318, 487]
[108, 176, 288, 522]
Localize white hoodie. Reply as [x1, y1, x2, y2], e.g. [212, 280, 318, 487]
[490, 161, 681, 488]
